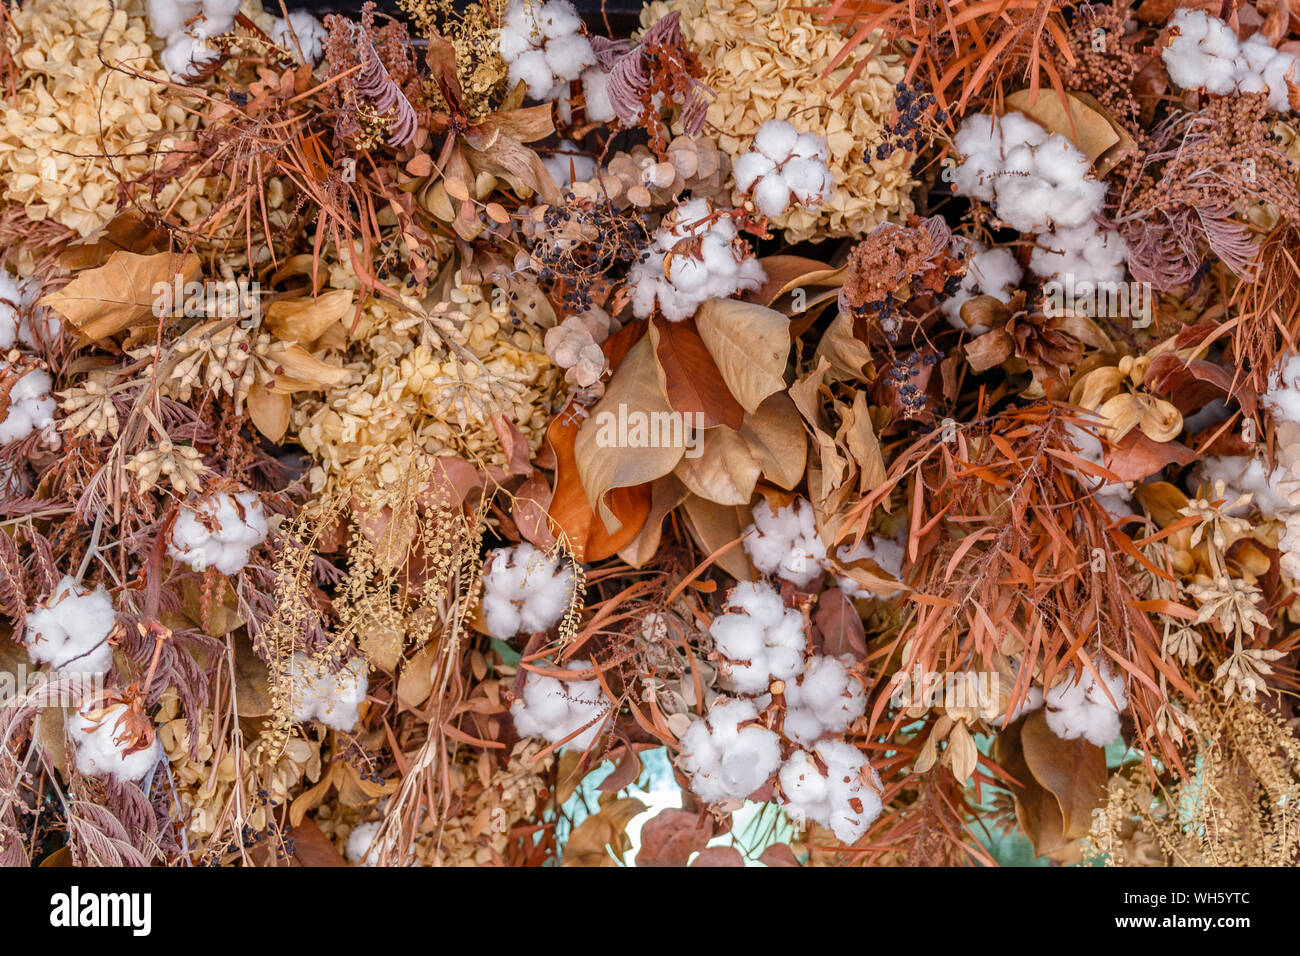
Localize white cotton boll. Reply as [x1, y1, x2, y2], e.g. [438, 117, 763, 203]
[509, 47, 560, 100]
[1033, 136, 1091, 187]
[581, 67, 615, 122]
[728, 580, 787, 629]
[953, 112, 1002, 157]
[635, 200, 765, 321]
[510, 659, 611, 751]
[346, 821, 382, 866]
[1000, 143, 1037, 177]
[161, 33, 219, 79]
[1266, 355, 1300, 422]
[1045, 664, 1127, 747]
[1085, 664, 1128, 712]
[70, 704, 162, 784]
[783, 158, 833, 208]
[943, 244, 1023, 331]
[1171, 8, 1210, 45]
[997, 112, 1049, 149]
[148, 0, 202, 39]
[783, 655, 865, 745]
[663, 252, 714, 295]
[736, 257, 766, 292]
[743, 498, 828, 587]
[713, 580, 806, 694]
[989, 179, 1053, 233]
[168, 492, 267, 575]
[535, 0, 582, 39]
[952, 153, 998, 202]
[1199, 16, 1239, 59]
[1201, 55, 1242, 94]
[543, 32, 595, 83]
[1262, 52, 1298, 111]
[289, 652, 369, 731]
[733, 151, 777, 193]
[0, 271, 21, 348]
[498, 24, 533, 62]
[681, 697, 779, 803]
[719, 730, 782, 797]
[481, 543, 575, 638]
[791, 131, 830, 163]
[710, 613, 765, 661]
[753, 119, 798, 162]
[0, 367, 55, 444]
[24, 576, 116, 676]
[753, 173, 793, 217]
[781, 741, 882, 844]
[270, 11, 328, 65]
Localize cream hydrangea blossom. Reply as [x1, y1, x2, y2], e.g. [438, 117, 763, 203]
[0, 0, 206, 238]
[649, 0, 913, 242]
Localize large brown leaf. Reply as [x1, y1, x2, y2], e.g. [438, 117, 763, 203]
[636, 808, 713, 867]
[673, 425, 760, 505]
[548, 403, 650, 561]
[695, 298, 791, 414]
[995, 711, 1107, 857]
[1020, 710, 1107, 840]
[575, 335, 685, 534]
[739, 392, 807, 490]
[40, 250, 201, 343]
[648, 316, 744, 429]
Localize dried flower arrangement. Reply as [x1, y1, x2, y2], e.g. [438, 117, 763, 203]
[0, 0, 1297, 874]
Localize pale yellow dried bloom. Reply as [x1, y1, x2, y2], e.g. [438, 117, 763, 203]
[647, 0, 915, 242]
[294, 261, 563, 498]
[0, 0, 209, 237]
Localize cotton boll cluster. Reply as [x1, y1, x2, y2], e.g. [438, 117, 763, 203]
[952, 112, 1104, 233]
[1029, 221, 1128, 288]
[24, 576, 116, 676]
[941, 244, 1023, 333]
[709, 581, 807, 694]
[509, 658, 611, 751]
[733, 120, 835, 217]
[835, 535, 905, 599]
[1044, 663, 1127, 746]
[628, 198, 765, 322]
[168, 491, 268, 575]
[779, 740, 883, 844]
[542, 142, 597, 188]
[1162, 9, 1298, 112]
[481, 543, 575, 639]
[679, 697, 782, 803]
[0, 270, 58, 350]
[148, 0, 242, 80]
[0, 365, 55, 444]
[782, 655, 867, 746]
[70, 704, 162, 783]
[742, 497, 827, 586]
[288, 652, 369, 731]
[269, 11, 328, 65]
[498, 0, 595, 101]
